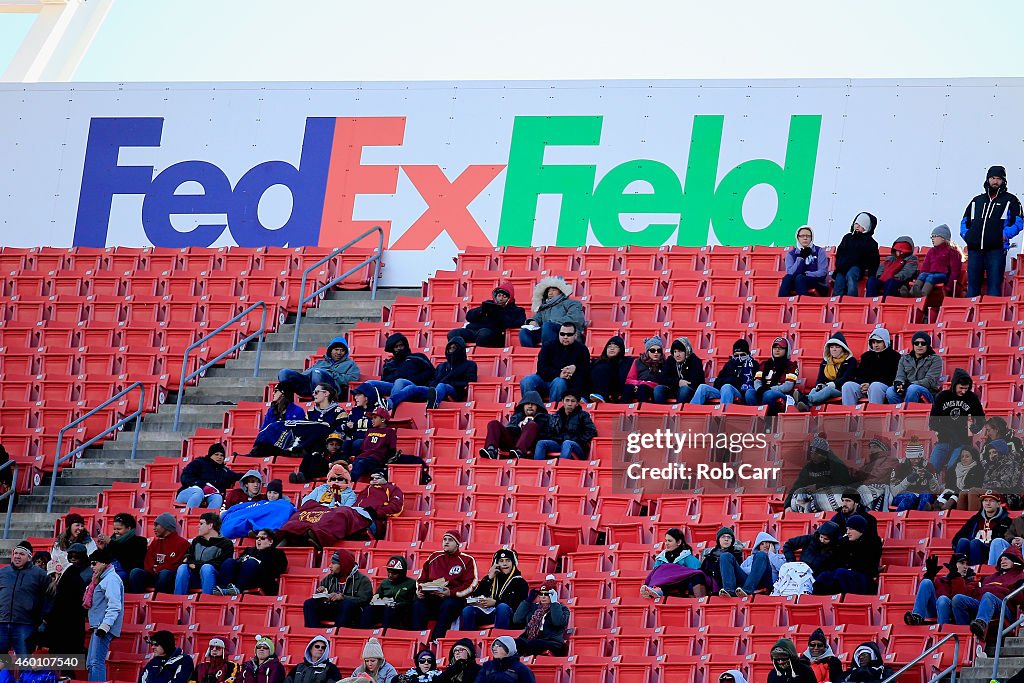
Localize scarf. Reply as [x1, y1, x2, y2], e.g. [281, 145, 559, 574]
[954, 460, 978, 490]
[880, 243, 912, 282]
[111, 528, 136, 544]
[489, 570, 520, 601]
[524, 603, 550, 640]
[638, 350, 661, 373]
[82, 573, 100, 610]
[822, 354, 847, 382]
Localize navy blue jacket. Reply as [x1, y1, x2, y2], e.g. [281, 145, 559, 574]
[473, 656, 536, 683]
[782, 522, 843, 576]
[382, 333, 435, 385]
[178, 455, 243, 494]
[140, 650, 194, 683]
[961, 186, 1023, 251]
[432, 337, 478, 400]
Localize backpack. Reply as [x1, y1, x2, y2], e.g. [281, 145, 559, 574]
[771, 561, 815, 596]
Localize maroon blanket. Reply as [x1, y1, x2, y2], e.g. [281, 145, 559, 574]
[278, 500, 371, 546]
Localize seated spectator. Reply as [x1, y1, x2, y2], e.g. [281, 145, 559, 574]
[302, 464, 356, 508]
[174, 512, 234, 595]
[533, 391, 597, 461]
[589, 335, 634, 404]
[40, 542, 90, 660]
[910, 224, 962, 298]
[349, 638, 399, 683]
[520, 322, 591, 403]
[387, 337, 477, 410]
[292, 432, 347, 484]
[513, 578, 570, 657]
[129, 512, 189, 594]
[786, 435, 853, 511]
[278, 467, 381, 549]
[193, 638, 239, 683]
[277, 384, 349, 457]
[223, 470, 267, 510]
[219, 485, 296, 541]
[240, 635, 285, 683]
[278, 336, 360, 399]
[640, 527, 708, 599]
[929, 369, 985, 472]
[51, 512, 97, 574]
[838, 642, 894, 683]
[658, 336, 705, 404]
[720, 531, 785, 598]
[95, 512, 148, 584]
[799, 628, 844, 683]
[831, 212, 879, 297]
[978, 438, 1024, 497]
[215, 528, 287, 596]
[802, 333, 857, 409]
[813, 515, 881, 595]
[411, 531, 478, 642]
[830, 491, 880, 541]
[719, 671, 749, 683]
[476, 637, 535, 683]
[402, 650, 439, 682]
[779, 225, 829, 297]
[701, 527, 743, 595]
[841, 328, 900, 405]
[989, 509, 1024, 569]
[905, 553, 976, 626]
[938, 446, 985, 510]
[479, 391, 549, 460]
[782, 522, 843, 582]
[140, 629, 194, 683]
[747, 337, 798, 416]
[302, 549, 372, 628]
[952, 491, 1011, 566]
[891, 439, 943, 511]
[692, 340, 758, 406]
[866, 235, 918, 299]
[768, 638, 818, 683]
[358, 555, 417, 631]
[351, 408, 397, 483]
[238, 383, 306, 459]
[354, 333, 434, 405]
[850, 437, 898, 486]
[461, 548, 529, 630]
[285, 635, 340, 683]
[885, 332, 942, 405]
[435, 639, 479, 683]
[341, 389, 373, 459]
[176, 444, 242, 511]
[0, 541, 48, 656]
[519, 276, 585, 348]
[956, 546, 1024, 639]
[86, 548, 124, 682]
[354, 469, 405, 539]
[625, 337, 667, 403]
[266, 479, 283, 501]
[448, 280, 525, 348]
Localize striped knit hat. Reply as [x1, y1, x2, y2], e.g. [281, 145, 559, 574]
[905, 437, 925, 460]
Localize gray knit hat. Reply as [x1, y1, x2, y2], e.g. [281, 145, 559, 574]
[931, 224, 952, 241]
[644, 337, 664, 352]
[154, 512, 177, 532]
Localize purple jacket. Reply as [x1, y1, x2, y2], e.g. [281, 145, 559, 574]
[784, 245, 828, 279]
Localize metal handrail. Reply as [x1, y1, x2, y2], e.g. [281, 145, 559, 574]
[0, 460, 18, 539]
[881, 632, 959, 683]
[47, 382, 145, 513]
[291, 226, 384, 351]
[172, 301, 269, 431]
[992, 582, 1024, 679]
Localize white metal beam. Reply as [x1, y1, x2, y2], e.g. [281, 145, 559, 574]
[1, 0, 112, 82]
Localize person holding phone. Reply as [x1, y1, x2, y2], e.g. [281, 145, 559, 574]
[460, 548, 528, 630]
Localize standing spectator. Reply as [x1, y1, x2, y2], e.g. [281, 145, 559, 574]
[387, 337, 477, 410]
[866, 235, 918, 299]
[719, 531, 785, 598]
[640, 527, 708, 599]
[278, 337, 360, 399]
[350, 408, 397, 483]
[0, 541, 48, 655]
[240, 384, 306, 458]
[588, 335, 634, 404]
[625, 337, 667, 404]
[989, 510, 1024, 568]
[174, 513, 234, 595]
[402, 650, 440, 683]
[960, 165, 1023, 297]
[302, 549, 372, 628]
[94, 512, 148, 585]
[799, 629, 844, 683]
[533, 391, 597, 461]
[129, 512, 190, 594]
[904, 553, 976, 626]
[354, 333, 434, 405]
[952, 492, 1011, 566]
[956, 546, 1024, 639]
[140, 630, 194, 683]
[240, 635, 285, 683]
[747, 337, 798, 416]
[513, 578, 570, 657]
[830, 491, 880, 541]
[223, 471, 267, 510]
[448, 280, 526, 348]
[349, 638, 398, 683]
[768, 638, 817, 683]
[85, 548, 124, 682]
[831, 212, 879, 297]
[476, 637, 535, 683]
[192, 638, 239, 683]
[911, 225, 963, 298]
[928, 369, 985, 472]
[176, 444, 242, 510]
[804, 333, 857, 408]
[41, 543, 90, 662]
[519, 276, 585, 348]
[658, 336, 705, 404]
[813, 515, 882, 595]
[782, 522, 843, 581]
[691, 340, 758, 406]
[359, 555, 417, 631]
[779, 225, 829, 296]
[885, 331, 943, 405]
[216, 529, 288, 596]
[51, 512, 97, 574]
[460, 548, 529, 630]
[411, 531, 478, 642]
[435, 639, 479, 683]
[284, 635, 341, 683]
[519, 322, 591, 403]
[837, 642, 894, 683]
[841, 328, 900, 405]
[891, 439, 943, 511]
[479, 392, 549, 460]
[702, 527, 743, 595]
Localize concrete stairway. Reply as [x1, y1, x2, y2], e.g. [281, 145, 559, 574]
[959, 636, 1024, 682]
[0, 287, 417, 554]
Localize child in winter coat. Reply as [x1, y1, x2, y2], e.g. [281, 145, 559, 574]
[832, 212, 880, 297]
[911, 224, 963, 298]
[866, 236, 918, 299]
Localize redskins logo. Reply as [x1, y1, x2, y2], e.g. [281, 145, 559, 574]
[449, 566, 463, 576]
[299, 510, 325, 523]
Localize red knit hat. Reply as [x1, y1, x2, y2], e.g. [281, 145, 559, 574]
[442, 530, 462, 545]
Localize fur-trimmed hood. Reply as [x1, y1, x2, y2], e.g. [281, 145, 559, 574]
[532, 276, 574, 312]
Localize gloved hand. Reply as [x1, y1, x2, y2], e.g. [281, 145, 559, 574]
[799, 247, 813, 258]
[924, 554, 940, 581]
[96, 627, 109, 639]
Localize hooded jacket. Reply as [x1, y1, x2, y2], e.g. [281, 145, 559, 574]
[513, 598, 570, 647]
[968, 545, 1024, 602]
[799, 632, 844, 683]
[768, 638, 818, 683]
[755, 338, 798, 395]
[235, 544, 288, 596]
[474, 652, 535, 683]
[875, 236, 919, 283]
[530, 276, 586, 331]
[0, 560, 48, 626]
[535, 337, 592, 396]
[929, 369, 985, 445]
[714, 349, 758, 392]
[141, 648, 195, 683]
[700, 530, 745, 587]
[960, 177, 1023, 251]
[430, 338, 477, 400]
[184, 534, 234, 569]
[919, 240, 963, 281]
[463, 280, 527, 340]
[179, 454, 243, 495]
[743, 531, 787, 582]
[590, 335, 633, 401]
[240, 655, 285, 683]
[838, 532, 883, 587]
[981, 440, 1024, 491]
[224, 470, 268, 509]
[659, 337, 706, 390]
[193, 656, 239, 683]
[307, 337, 361, 388]
[371, 556, 417, 607]
[543, 405, 598, 455]
[285, 636, 341, 683]
[435, 638, 479, 683]
[894, 332, 943, 392]
[785, 229, 828, 280]
[468, 551, 529, 612]
[87, 564, 124, 636]
[952, 504, 1012, 550]
[504, 391, 550, 438]
[834, 213, 880, 276]
[830, 505, 879, 542]
[854, 328, 901, 386]
[381, 333, 434, 386]
[838, 642, 894, 683]
[814, 333, 857, 390]
[782, 522, 843, 576]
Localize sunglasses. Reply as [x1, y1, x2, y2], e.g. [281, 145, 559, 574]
[255, 645, 270, 650]
[558, 332, 576, 337]
[648, 348, 663, 353]
[369, 474, 384, 480]
[913, 341, 927, 346]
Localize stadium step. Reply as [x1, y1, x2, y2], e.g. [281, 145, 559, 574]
[959, 654, 1024, 681]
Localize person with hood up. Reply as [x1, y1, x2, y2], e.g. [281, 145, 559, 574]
[692, 339, 758, 406]
[831, 212, 880, 297]
[625, 336, 668, 403]
[476, 637, 536, 683]
[952, 491, 1011, 566]
[460, 548, 529, 630]
[954, 545, 1024, 639]
[519, 276, 585, 348]
[767, 638, 817, 683]
[192, 638, 239, 683]
[513, 577, 570, 657]
[215, 528, 288, 596]
[435, 639, 479, 683]
[979, 438, 1024, 495]
[891, 438, 943, 511]
[177, 443, 243, 510]
[349, 638, 398, 683]
[140, 630, 195, 683]
[278, 337, 360, 399]
[240, 635, 285, 683]
[866, 235, 919, 299]
[387, 337, 477, 410]
[533, 391, 597, 460]
[223, 470, 267, 510]
[40, 542, 90, 661]
[804, 333, 857, 408]
[448, 280, 526, 348]
[779, 225, 829, 297]
[719, 531, 786, 597]
[782, 522, 844, 580]
[401, 650, 439, 682]
[799, 629, 844, 683]
[658, 336, 705, 404]
[479, 391, 549, 460]
[85, 547, 124, 682]
[359, 555, 417, 630]
[911, 224, 963, 298]
[412, 531, 478, 641]
[520, 321, 591, 403]
[928, 368, 985, 472]
[285, 636, 341, 683]
[242, 384, 307, 459]
[960, 165, 1023, 297]
[588, 335, 634, 404]
[173, 512, 235, 595]
[351, 408, 397, 483]
[301, 463, 357, 508]
[905, 552, 978, 626]
[747, 337, 799, 416]
[842, 328, 900, 405]
[354, 333, 434, 404]
[813, 515, 882, 595]
[302, 548, 373, 628]
[701, 527, 744, 595]
[129, 512, 190, 594]
[786, 435, 853, 510]
[837, 642, 894, 683]
[885, 331, 943, 405]
[718, 671, 749, 683]
[95, 512, 148, 584]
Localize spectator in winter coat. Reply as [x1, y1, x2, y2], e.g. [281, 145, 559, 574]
[952, 492, 1012, 566]
[640, 528, 708, 599]
[51, 512, 98, 574]
[402, 650, 439, 683]
[989, 511, 1024, 571]
[911, 224, 963, 298]
[448, 280, 526, 348]
[240, 635, 285, 683]
[866, 235, 919, 299]
[411, 531, 478, 642]
[475, 637, 535, 683]
[799, 628, 844, 683]
[692, 339, 759, 406]
[832, 212, 880, 297]
[979, 438, 1024, 495]
[41, 543, 90, 661]
[747, 337, 798, 416]
[520, 322, 591, 402]
[886, 331, 943, 404]
[850, 437, 899, 486]
[928, 368, 985, 471]
[215, 528, 288, 596]
[387, 337, 477, 410]
[95, 512, 148, 584]
[140, 630, 195, 683]
[301, 463, 356, 508]
[813, 515, 882, 595]
[351, 408, 397, 483]
[830, 491, 880, 541]
[460, 548, 529, 630]
[434, 639, 479, 683]
[293, 431, 348, 484]
[354, 470, 405, 539]
[625, 337, 667, 403]
[285, 636, 341, 683]
[940, 446, 985, 508]
[786, 435, 853, 509]
[177, 444, 243, 510]
[173, 513, 235, 595]
[479, 391, 549, 460]
[701, 527, 744, 594]
[779, 226, 830, 296]
[658, 336, 705, 404]
[242, 384, 307, 458]
[0, 541, 47, 656]
[223, 470, 267, 510]
[129, 512, 190, 594]
[192, 638, 239, 683]
[956, 545, 1024, 639]
[302, 549, 373, 628]
[588, 335, 634, 404]
[719, 531, 786, 597]
[719, 670, 749, 683]
[349, 637, 398, 683]
[842, 328, 901, 405]
[905, 553, 977, 626]
[961, 165, 1023, 297]
[782, 521, 843, 578]
[355, 333, 434, 404]
[279, 337, 360, 399]
[86, 548, 124, 682]
[805, 333, 857, 407]
[359, 555, 417, 631]
[838, 642, 894, 683]
[340, 389, 373, 459]
[533, 392, 598, 460]
[519, 276, 586, 348]
[513, 578, 570, 657]
[768, 638, 817, 683]
[891, 439, 943, 511]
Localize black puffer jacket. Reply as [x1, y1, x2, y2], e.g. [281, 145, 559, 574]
[834, 213, 880, 275]
[782, 522, 843, 576]
[542, 406, 597, 455]
[505, 391, 550, 438]
[463, 279, 526, 338]
[382, 333, 435, 385]
[431, 338, 478, 400]
[659, 337, 706, 389]
[178, 455, 243, 494]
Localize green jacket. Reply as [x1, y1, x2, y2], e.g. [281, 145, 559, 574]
[375, 576, 417, 607]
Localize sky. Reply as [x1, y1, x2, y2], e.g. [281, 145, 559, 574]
[1, 0, 1021, 82]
